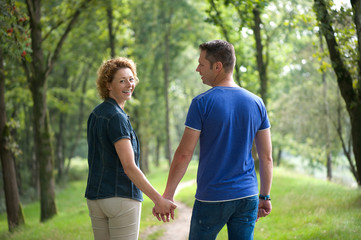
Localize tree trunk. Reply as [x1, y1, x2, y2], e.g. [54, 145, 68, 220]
[351, 0, 361, 80]
[276, 148, 282, 167]
[56, 113, 65, 182]
[25, 0, 91, 220]
[31, 81, 58, 221]
[55, 67, 69, 182]
[106, 0, 115, 58]
[26, 0, 57, 221]
[252, 6, 268, 106]
[314, 0, 361, 186]
[0, 48, 25, 232]
[335, 92, 358, 183]
[22, 104, 37, 193]
[65, 71, 88, 175]
[163, 12, 172, 166]
[140, 135, 150, 173]
[350, 0, 361, 186]
[155, 136, 160, 167]
[319, 31, 332, 181]
[324, 78, 333, 180]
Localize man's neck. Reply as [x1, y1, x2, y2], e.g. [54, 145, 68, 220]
[212, 73, 238, 87]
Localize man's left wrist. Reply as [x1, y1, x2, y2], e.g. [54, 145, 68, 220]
[259, 194, 271, 200]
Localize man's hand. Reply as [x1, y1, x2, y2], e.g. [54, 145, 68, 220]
[257, 199, 272, 222]
[152, 197, 177, 222]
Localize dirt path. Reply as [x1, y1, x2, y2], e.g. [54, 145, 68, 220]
[140, 180, 195, 240]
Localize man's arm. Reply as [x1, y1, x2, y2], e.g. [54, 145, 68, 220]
[255, 128, 273, 218]
[114, 139, 176, 222]
[163, 127, 200, 201]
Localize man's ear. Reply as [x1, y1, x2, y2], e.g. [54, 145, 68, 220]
[215, 61, 223, 72]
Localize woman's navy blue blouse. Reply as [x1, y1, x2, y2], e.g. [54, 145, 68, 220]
[85, 98, 143, 202]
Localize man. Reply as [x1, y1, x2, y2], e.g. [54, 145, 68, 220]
[154, 40, 273, 239]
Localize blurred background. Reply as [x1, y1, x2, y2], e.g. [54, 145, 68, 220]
[1, 0, 360, 237]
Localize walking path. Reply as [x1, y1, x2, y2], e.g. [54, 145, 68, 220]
[140, 180, 195, 240]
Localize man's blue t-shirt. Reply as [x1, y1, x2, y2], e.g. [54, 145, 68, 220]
[185, 86, 270, 201]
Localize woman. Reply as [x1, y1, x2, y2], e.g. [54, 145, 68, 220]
[85, 57, 176, 240]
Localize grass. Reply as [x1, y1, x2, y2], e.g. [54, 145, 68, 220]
[176, 167, 361, 240]
[0, 159, 360, 240]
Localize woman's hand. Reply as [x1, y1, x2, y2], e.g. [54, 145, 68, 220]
[152, 197, 177, 222]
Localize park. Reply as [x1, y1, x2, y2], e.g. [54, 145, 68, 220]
[1, 0, 361, 239]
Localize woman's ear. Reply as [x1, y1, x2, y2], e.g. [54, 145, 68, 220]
[106, 81, 112, 91]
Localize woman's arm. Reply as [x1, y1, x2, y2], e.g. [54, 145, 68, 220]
[114, 138, 176, 221]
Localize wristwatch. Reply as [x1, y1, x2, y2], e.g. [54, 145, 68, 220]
[259, 194, 271, 200]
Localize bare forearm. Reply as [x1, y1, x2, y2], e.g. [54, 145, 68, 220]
[163, 150, 192, 199]
[124, 166, 162, 203]
[259, 156, 273, 195]
[163, 127, 199, 200]
[255, 129, 273, 196]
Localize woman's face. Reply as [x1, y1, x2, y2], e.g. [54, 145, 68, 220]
[107, 67, 136, 108]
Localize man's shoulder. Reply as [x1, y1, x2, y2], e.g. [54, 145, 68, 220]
[192, 87, 220, 101]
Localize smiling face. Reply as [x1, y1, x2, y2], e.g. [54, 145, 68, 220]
[107, 67, 135, 108]
[196, 50, 216, 86]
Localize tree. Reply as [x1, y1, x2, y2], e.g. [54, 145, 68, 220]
[319, 31, 333, 180]
[251, 2, 269, 105]
[130, 0, 210, 168]
[161, 0, 173, 165]
[0, 1, 27, 231]
[106, 0, 115, 58]
[206, 0, 242, 85]
[23, 0, 92, 221]
[0, 48, 25, 233]
[314, 0, 361, 186]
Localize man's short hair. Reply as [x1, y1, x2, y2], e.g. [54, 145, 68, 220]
[199, 40, 236, 73]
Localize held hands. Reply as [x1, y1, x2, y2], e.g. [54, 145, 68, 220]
[257, 199, 272, 222]
[152, 196, 177, 223]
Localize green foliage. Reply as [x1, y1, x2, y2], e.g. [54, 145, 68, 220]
[1, 0, 360, 232]
[0, 0, 31, 61]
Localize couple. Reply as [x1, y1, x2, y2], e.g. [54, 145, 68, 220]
[85, 40, 273, 240]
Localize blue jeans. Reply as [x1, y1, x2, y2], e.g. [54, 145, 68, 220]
[189, 195, 259, 240]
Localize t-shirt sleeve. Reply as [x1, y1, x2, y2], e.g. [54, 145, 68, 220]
[185, 98, 202, 131]
[108, 114, 131, 143]
[258, 99, 271, 130]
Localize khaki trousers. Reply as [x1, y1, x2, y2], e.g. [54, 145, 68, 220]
[87, 197, 141, 240]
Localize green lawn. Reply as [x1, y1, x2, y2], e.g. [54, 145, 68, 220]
[177, 167, 361, 240]
[0, 160, 360, 240]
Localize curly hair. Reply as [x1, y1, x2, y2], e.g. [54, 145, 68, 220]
[96, 57, 139, 100]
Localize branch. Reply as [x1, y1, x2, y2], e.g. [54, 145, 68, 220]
[25, 0, 35, 22]
[42, 18, 67, 42]
[332, 91, 359, 183]
[208, 0, 230, 41]
[21, 59, 31, 82]
[44, 0, 92, 78]
[350, 0, 361, 94]
[313, 0, 355, 109]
